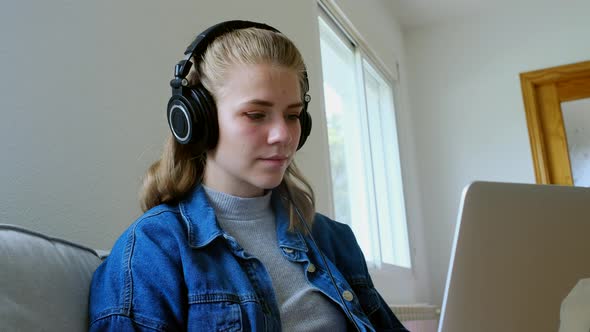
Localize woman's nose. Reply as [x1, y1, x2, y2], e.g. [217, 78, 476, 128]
[267, 118, 292, 145]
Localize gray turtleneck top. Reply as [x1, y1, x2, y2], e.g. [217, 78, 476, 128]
[202, 185, 347, 331]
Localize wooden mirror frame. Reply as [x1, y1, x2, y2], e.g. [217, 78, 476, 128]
[520, 60, 590, 185]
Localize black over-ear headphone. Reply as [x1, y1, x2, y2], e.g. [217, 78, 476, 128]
[167, 20, 312, 150]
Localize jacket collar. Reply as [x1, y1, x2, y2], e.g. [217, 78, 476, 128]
[179, 184, 308, 252]
[178, 185, 223, 248]
[271, 192, 308, 252]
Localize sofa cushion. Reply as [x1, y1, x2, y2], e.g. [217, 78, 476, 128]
[0, 224, 102, 332]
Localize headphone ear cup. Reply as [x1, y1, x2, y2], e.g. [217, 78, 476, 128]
[167, 89, 198, 145]
[190, 84, 219, 149]
[297, 106, 312, 150]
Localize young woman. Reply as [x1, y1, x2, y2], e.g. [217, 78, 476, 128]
[89, 20, 409, 332]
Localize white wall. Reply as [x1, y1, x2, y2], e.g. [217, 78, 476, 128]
[0, 0, 430, 305]
[404, 0, 590, 304]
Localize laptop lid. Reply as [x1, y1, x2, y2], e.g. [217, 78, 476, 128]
[439, 181, 590, 332]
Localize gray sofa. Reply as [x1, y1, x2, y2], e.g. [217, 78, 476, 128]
[0, 224, 105, 332]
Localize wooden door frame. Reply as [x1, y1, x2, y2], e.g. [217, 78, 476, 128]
[520, 60, 590, 185]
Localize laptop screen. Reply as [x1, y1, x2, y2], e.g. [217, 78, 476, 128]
[438, 181, 590, 332]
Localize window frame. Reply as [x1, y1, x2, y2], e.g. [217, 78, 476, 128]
[317, 0, 412, 270]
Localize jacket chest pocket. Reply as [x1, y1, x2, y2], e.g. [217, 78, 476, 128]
[187, 300, 242, 332]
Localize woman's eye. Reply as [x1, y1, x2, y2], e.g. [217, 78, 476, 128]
[245, 112, 265, 120]
[287, 113, 301, 121]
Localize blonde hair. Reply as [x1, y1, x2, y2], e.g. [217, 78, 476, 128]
[140, 27, 315, 231]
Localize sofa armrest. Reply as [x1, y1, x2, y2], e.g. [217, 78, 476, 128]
[0, 224, 102, 332]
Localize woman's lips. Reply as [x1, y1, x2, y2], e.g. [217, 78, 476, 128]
[259, 157, 288, 168]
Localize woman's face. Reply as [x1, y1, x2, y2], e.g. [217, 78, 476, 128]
[203, 63, 303, 197]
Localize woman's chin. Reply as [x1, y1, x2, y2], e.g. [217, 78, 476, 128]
[252, 175, 285, 191]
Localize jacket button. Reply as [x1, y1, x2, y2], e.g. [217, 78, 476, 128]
[307, 263, 316, 273]
[342, 290, 354, 302]
[283, 248, 294, 254]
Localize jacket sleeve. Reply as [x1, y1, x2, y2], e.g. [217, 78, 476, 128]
[89, 314, 165, 332]
[368, 291, 410, 332]
[88, 214, 187, 332]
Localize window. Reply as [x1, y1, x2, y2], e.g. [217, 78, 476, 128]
[318, 8, 411, 268]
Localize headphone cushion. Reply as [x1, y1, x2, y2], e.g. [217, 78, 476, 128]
[190, 84, 219, 149]
[297, 108, 312, 150]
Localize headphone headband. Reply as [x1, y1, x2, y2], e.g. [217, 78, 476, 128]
[184, 21, 280, 57]
[178, 20, 308, 91]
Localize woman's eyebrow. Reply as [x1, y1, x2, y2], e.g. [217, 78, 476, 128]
[242, 99, 304, 109]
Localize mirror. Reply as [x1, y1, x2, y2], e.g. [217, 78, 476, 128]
[561, 98, 590, 187]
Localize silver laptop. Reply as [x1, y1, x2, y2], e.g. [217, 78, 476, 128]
[439, 181, 590, 332]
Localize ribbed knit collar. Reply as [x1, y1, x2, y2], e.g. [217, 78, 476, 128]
[202, 185, 272, 221]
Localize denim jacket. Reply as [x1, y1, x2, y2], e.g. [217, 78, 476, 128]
[89, 185, 409, 331]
